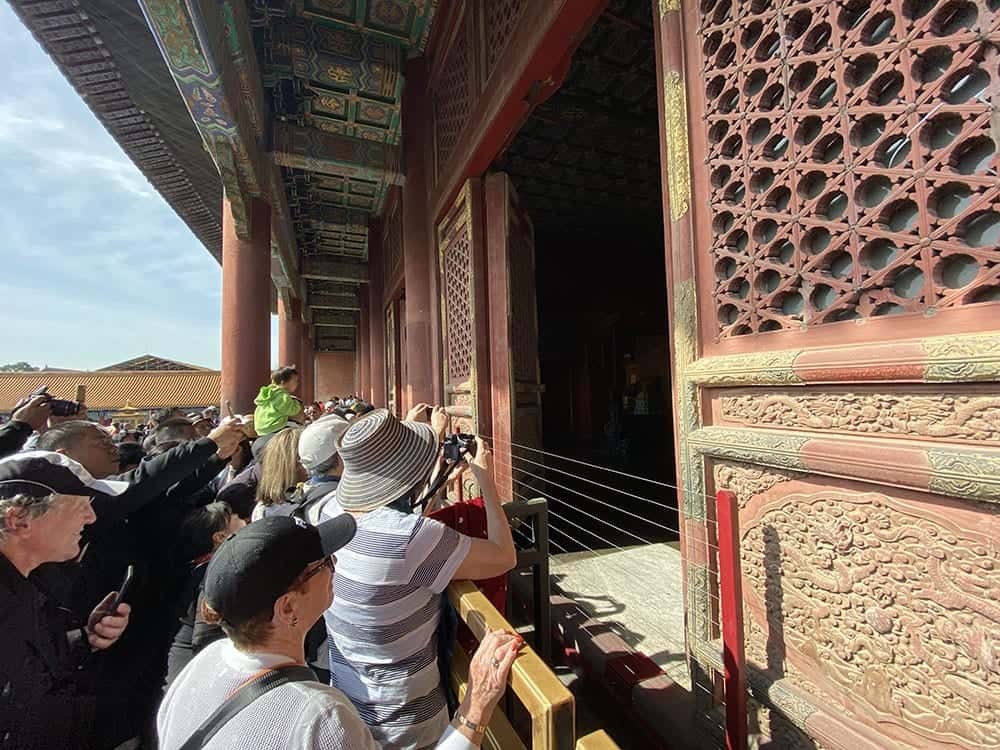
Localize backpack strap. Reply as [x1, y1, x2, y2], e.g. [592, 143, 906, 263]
[177, 664, 316, 750]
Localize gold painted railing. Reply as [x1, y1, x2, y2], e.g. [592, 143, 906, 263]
[448, 580, 576, 750]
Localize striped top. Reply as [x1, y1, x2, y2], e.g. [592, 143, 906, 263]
[321, 500, 472, 750]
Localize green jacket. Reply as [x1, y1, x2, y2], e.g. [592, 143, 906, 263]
[253, 385, 301, 436]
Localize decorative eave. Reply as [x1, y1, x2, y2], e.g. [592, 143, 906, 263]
[10, 0, 224, 259]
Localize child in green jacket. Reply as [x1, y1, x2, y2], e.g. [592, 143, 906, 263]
[253, 366, 305, 436]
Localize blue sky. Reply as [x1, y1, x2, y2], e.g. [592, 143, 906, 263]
[0, 4, 277, 371]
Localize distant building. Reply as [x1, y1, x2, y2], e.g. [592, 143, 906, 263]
[0, 355, 220, 424]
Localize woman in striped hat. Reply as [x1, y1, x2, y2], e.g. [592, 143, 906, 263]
[319, 406, 517, 750]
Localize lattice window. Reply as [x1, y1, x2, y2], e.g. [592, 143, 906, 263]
[485, 0, 528, 79]
[698, 0, 1000, 338]
[442, 233, 474, 383]
[385, 303, 397, 415]
[434, 28, 472, 174]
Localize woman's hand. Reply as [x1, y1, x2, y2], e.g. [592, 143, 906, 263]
[464, 628, 523, 725]
[468, 437, 492, 477]
[405, 403, 431, 423]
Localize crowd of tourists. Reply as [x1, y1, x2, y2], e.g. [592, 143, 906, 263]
[0, 365, 518, 749]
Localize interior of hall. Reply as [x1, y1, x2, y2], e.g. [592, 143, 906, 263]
[497, 0, 675, 549]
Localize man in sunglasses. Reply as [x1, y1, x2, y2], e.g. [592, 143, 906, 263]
[0, 451, 132, 749]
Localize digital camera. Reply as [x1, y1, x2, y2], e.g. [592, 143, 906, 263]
[442, 433, 476, 462]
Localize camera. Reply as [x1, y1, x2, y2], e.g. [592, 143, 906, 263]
[442, 433, 476, 462]
[31, 386, 82, 417]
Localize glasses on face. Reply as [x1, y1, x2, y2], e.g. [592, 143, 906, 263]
[301, 556, 335, 584]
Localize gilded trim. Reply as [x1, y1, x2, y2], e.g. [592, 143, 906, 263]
[689, 427, 810, 472]
[687, 349, 804, 386]
[923, 332, 1000, 383]
[662, 72, 691, 222]
[659, 0, 681, 16]
[928, 448, 1000, 502]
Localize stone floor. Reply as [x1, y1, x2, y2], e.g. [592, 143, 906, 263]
[550, 542, 690, 688]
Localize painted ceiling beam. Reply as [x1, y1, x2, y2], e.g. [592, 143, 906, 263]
[302, 258, 370, 283]
[293, 0, 438, 51]
[273, 123, 403, 186]
[309, 292, 361, 311]
[138, 0, 303, 299]
[309, 206, 369, 234]
[313, 310, 358, 328]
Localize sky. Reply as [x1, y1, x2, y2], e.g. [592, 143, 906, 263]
[0, 4, 278, 371]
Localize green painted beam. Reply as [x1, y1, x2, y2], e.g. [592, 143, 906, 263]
[313, 310, 358, 328]
[273, 123, 403, 186]
[309, 292, 361, 311]
[302, 257, 369, 283]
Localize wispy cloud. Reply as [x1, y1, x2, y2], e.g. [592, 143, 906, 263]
[0, 3, 234, 371]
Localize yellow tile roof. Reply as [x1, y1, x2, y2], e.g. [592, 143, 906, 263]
[0, 371, 221, 412]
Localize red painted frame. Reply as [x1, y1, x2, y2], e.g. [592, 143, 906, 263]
[716, 489, 747, 750]
[430, 0, 608, 223]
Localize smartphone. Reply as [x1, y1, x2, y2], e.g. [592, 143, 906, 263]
[109, 565, 135, 612]
[225, 400, 235, 419]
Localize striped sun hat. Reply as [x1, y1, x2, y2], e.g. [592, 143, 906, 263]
[335, 408, 439, 512]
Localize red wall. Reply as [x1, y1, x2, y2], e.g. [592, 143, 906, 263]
[315, 352, 356, 401]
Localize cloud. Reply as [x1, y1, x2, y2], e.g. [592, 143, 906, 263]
[0, 2, 225, 370]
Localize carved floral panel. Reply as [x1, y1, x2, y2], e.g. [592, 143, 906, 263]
[740, 486, 999, 748]
[720, 390, 1000, 442]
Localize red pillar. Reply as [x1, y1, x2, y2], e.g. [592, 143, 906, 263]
[277, 297, 303, 386]
[221, 196, 271, 414]
[301, 329, 315, 403]
[368, 220, 386, 408]
[358, 285, 372, 401]
[401, 59, 435, 409]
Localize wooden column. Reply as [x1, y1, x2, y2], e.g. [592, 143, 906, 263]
[277, 297, 303, 378]
[300, 328, 315, 403]
[368, 220, 386, 407]
[358, 285, 372, 401]
[401, 59, 435, 410]
[221, 196, 271, 413]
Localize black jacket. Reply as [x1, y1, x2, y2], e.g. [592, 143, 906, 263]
[0, 553, 97, 750]
[0, 421, 32, 459]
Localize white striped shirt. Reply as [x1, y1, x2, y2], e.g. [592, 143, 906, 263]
[321, 501, 471, 750]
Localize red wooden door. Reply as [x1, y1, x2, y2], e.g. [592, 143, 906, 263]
[437, 179, 492, 440]
[653, 2, 1000, 748]
[384, 302, 398, 416]
[486, 172, 544, 503]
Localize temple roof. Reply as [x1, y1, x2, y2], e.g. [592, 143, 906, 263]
[11, 0, 226, 259]
[97, 355, 212, 372]
[0, 370, 221, 412]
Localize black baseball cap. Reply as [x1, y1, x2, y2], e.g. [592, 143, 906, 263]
[0, 451, 130, 500]
[204, 514, 356, 627]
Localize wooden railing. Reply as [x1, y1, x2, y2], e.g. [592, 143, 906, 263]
[448, 580, 575, 750]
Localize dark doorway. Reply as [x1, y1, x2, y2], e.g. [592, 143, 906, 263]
[499, 0, 676, 551]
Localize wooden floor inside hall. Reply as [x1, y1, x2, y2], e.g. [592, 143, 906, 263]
[550, 542, 690, 689]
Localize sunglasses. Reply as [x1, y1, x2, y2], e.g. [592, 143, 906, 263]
[302, 556, 335, 584]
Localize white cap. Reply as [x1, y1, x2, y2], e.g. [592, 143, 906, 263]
[298, 414, 350, 472]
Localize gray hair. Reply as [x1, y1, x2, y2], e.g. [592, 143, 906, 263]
[0, 493, 58, 541]
[309, 453, 341, 478]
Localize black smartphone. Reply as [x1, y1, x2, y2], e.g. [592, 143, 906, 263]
[109, 565, 135, 612]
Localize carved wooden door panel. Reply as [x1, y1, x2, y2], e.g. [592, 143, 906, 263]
[654, 2, 1000, 748]
[485, 172, 544, 502]
[398, 295, 408, 411]
[437, 179, 491, 441]
[385, 302, 397, 416]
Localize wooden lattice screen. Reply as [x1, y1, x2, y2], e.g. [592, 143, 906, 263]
[385, 302, 397, 416]
[656, 1, 1000, 747]
[699, 0, 999, 339]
